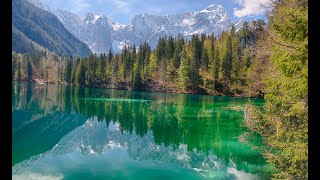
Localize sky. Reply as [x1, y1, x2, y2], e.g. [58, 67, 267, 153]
[41, 0, 271, 24]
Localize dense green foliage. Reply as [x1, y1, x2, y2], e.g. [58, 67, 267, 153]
[12, 0, 91, 57]
[11, 0, 308, 178]
[12, 21, 265, 97]
[244, 0, 308, 179]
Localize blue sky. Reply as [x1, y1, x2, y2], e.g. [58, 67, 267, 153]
[41, 0, 271, 24]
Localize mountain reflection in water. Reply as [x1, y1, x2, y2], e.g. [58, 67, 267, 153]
[12, 83, 273, 179]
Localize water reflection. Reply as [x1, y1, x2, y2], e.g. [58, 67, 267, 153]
[12, 83, 271, 179]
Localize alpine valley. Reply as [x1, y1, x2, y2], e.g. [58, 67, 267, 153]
[27, 0, 244, 54]
[12, 0, 309, 179]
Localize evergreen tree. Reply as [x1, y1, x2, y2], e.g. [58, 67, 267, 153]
[222, 35, 232, 82]
[65, 59, 72, 84]
[107, 49, 113, 62]
[165, 36, 174, 60]
[130, 46, 136, 88]
[142, 43, 151, 81]
[71, 58, 80, 84]
[27, 60, 32, 82]
[239, 21, 252, 47]
[106, 49, 114, 81]
[132, 44, 136, 59]
[133, 44, 144, 89]
[178, 49, 191, 90]
[190, 34, 202, 92]
[209, 34, 215, 68]
[155, 37, 166, 63]
[113, 55, 120, 86]
[231, 28, 241, 84]
[76, 60, 86, 86]
[57, 64, 62, 84]
[213, 46, 220, 89]
[12, 57, 16, 80]
[17, 61, 21, 82]
[244, 0, 308, 179]
[171, 36, 185, 81]
[155, 38, 167, 88]
[149, 53, 157, 79]
[45, 67, 48, 83]
[97, 53, 106, 85]
[201, 47, 209, 71]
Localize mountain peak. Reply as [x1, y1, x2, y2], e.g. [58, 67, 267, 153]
[134, 12, 153, 19]
[27, 1, 235, 54]
[200, 4, 225, 13]
[85, 13, 107, 24]
[27, 0, 51, 11]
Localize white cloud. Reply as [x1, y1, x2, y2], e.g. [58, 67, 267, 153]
[233, 0, 271, 17]
[114, 0, 130, 13]
[70, 0, 91, 14]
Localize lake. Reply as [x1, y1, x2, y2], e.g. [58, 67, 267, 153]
[12, 83, 273, 179]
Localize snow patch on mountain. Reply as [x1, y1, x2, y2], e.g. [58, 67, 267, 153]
[112, 40, 129, 52]
[111, 22, 126, 31]
[27, 0, 244, 54]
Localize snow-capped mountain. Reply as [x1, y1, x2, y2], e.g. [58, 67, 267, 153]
[28, 0, 243, 54]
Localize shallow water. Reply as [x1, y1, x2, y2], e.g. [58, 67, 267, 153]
[12, 83, 272, 179]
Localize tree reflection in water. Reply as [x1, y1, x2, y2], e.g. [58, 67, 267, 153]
[12, 83, 271, 177]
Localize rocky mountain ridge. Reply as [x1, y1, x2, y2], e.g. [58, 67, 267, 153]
[28, 0, 244, 54]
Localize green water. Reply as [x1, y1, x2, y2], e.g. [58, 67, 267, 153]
[12, 83, 273, 179]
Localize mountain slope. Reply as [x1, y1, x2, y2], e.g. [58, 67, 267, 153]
[29, 1, 242, 54]
[57, 4, 234, 53]
[12, 0, 91, 57]
[12, 26, 46, 53]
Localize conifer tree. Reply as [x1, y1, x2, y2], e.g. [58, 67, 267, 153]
[201, 47, 209, 71]
[165, 36, 174, 60]
[97, 53, 106, 85]
[71, 58, 79, 85]
[172, 36, 184, 73]
[190, 34, 202, 92]
[244, 0, 308, 179]
[17, 61, 21, 82]
[213, 46, 220, 90]
[65, 59, 72, 84]
[155, 37, 166, 63]
[12, 58, 17, 81]
[143, 43, 151, 81]
[231, 29, 241, 84]
[27, 60, 32, 82]
[178, 49, 191, 90]
[222, 35, 232, 82]
[133, 44, 143, 89]
[76, 60, 86, 86]
[209, 34, 215, 68]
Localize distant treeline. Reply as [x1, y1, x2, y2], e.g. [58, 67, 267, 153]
[12, 20, 266, 97]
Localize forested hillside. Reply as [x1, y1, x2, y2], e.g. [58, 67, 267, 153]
[12, 0, 91, 57]
[12, 19, 265, 97]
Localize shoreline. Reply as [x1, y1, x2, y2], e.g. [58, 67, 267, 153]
[13, 80, 264, 99]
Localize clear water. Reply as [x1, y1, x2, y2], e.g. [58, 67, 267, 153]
[12, 83, 273, 179]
